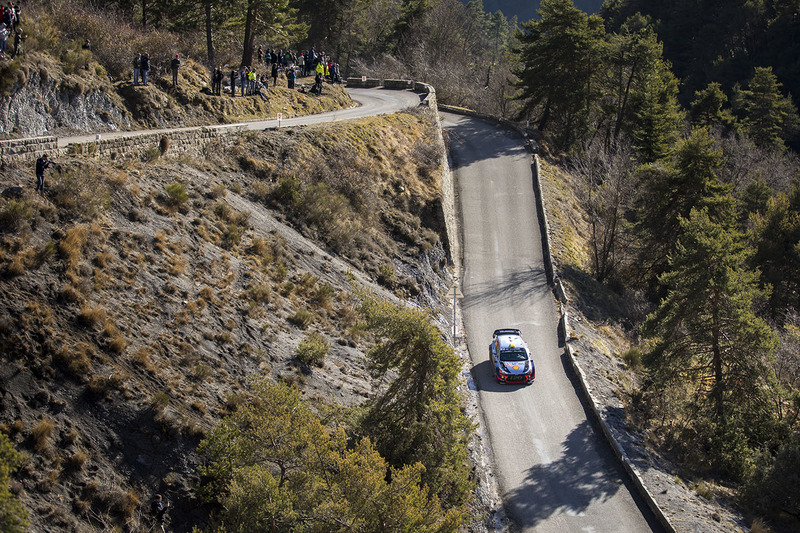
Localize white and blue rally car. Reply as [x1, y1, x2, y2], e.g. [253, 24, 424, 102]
[489, 328, 535, 384]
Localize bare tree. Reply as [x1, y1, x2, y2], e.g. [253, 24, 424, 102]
[570, 139, 637, 282]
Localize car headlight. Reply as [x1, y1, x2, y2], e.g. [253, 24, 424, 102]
[497, 365, 510, 375]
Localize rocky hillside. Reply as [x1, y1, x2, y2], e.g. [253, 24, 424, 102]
[0, 52, 352, 139]
[0, 106, 452, 532]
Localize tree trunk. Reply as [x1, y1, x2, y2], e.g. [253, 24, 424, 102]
[205, 0, 215, 67]
[141, 0, 147, 28]
[711, 300, 725, 423]
[241, 0, 255, 67]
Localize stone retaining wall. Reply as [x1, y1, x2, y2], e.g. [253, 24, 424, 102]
[0, 137, 58, 162]
[64, 124, 247, 160]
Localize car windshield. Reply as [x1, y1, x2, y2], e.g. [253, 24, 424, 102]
[499, 349, 527, 362]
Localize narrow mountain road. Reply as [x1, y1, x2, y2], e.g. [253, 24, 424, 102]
[56, 88, 423, 147]
[442, 111, 662, 532]
[45, 86, 660, 531]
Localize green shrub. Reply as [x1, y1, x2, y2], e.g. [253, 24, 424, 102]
[0, 200, 35, 231]
[61, 48, 94, 75]
[222, 224, 242, 249]
[50, 167, 111, 219]
[0, 60, 25, 97]
[163, 182, 188, 209]
[296, 332, 329, 367]
[621, 347, 643, 370]
[288, 309, 314, 329]
[273, 175, 302, 211]
[0, 433, 28, 532]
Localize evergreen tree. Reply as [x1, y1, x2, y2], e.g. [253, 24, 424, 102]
[358, 296, 474, 508]
[630, 60, 683, 162]
[749, 181, 800, 315]
[635, 127, 734, 290]
[513, 0, 606, 149]
[0, 433, 27, 533]
[643, 207, 776, 461]
[737, 66, 800, 151]
[689, 81, 738, 131]
[198, 379, 465, 532]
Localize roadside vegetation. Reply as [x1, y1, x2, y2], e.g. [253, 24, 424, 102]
[0, 101, 466, 531]
[517, 1, 800, 530]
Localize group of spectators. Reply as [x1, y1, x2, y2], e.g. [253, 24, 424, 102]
[126, 45, 342, 98]
[215, 46, 342, 98]
[0, 2, 23, 61]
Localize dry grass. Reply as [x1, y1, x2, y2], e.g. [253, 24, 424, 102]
[78, 304, 107, 329]
[31, 417, 56, 452]
[59, 225, 88, 270]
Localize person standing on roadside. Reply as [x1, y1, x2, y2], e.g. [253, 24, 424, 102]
[170, 54, 181, 87]
[35, 154, 55, 195]
[132, 53, 141, 85]
[141, 52, 150, 86]
[12, 26, 23, 58]
[239, 67, 247, 97]
[0, 23, 8, 56]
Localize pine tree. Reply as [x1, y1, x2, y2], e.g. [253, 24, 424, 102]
[643, 207, 776, 438]
[738, 66, 800, 151]
[635, 127, 733, 291]
[513, 0, 606, 149]
[689, 81, 738, 131]
[358, 296, 474, 508]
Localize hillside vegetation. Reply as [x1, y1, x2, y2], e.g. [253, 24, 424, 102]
[516, 1, 800, 530]
[0, 101, 475, 531]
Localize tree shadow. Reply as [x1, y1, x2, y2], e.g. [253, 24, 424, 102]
[443, 114, 529, 169]
[461, 265, 550, 313]
[504, 419, 632, 528]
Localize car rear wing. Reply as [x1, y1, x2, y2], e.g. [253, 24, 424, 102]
[493, 328, 521, 338]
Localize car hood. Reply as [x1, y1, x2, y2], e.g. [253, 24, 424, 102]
[500, 361, 531, 373]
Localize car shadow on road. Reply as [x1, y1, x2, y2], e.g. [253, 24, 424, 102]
[470, 360, 533, 393]
[503, 418, 628, 528]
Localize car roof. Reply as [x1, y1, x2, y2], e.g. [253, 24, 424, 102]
[497, 333, 526, 351]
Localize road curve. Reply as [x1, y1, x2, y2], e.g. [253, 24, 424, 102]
[56, 87, 423, 147]
[442, 112, 661, 532]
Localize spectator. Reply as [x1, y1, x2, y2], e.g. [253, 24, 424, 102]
[170, 54, 181, 87]
[82, 38, 92, 52]
[212, 66, 222, 95]
[287, 66, 295, 89]
[257, 45, 263, 65]
[297, 52, 305, 77]
[239, 67, 247, 96]
[271, 62, 279, 87]
[141, 52, 150, 86]
[314, 72, 323, 96]
[132, 53, 141, 85]
[150, 494, 169, 533]
[230, 68, 236, 96]
[35, 154, 56, 195]
[0, 23, 7, 55]
[11, 26, 22, 58]
[255, 78, 269, 102]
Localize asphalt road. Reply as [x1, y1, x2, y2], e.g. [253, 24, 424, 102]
[48, 86, 659, 531]
[57, 87, 424, 147]
[442, 112, 661, 532]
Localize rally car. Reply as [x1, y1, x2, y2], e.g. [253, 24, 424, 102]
[489, 328, 535, 384]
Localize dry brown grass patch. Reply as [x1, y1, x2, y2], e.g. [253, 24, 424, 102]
[59, 225, 88, 270]
[78, 304, 107, 328]
[31, 417, 56, 452]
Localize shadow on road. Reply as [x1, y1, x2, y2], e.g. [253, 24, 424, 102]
[461, 265, 550, 313]
[504, 419, 626, 528]
[444, 118, 526, 168]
